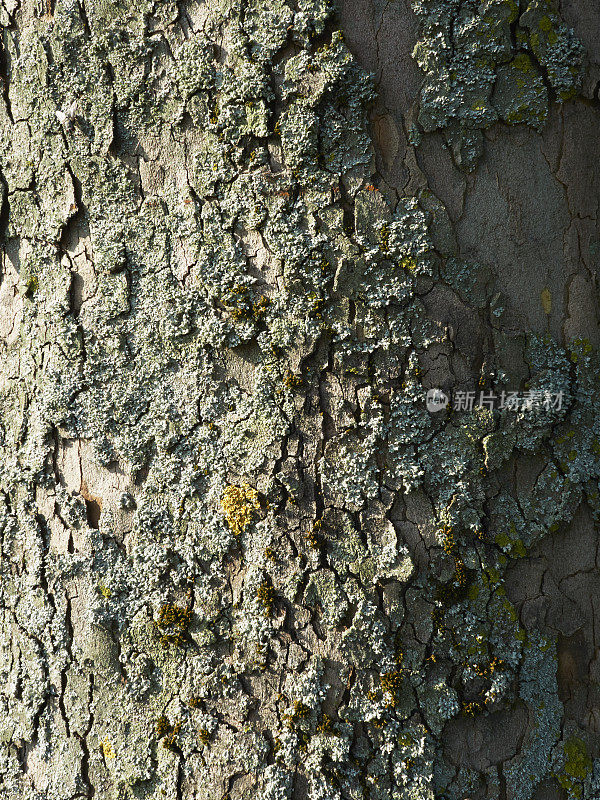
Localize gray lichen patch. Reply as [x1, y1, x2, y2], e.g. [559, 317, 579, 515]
[410, 0, 585, 170]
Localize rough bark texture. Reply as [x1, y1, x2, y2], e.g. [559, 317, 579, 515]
[0, 0, 599, 798]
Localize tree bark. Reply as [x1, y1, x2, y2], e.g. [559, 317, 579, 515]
[0, 0, 599, 798]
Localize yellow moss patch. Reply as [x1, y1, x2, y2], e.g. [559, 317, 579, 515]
[558, 736, 592, 797]
[221, 483, 261, 536]
[541, 287, 552, 315]
[380, 669, 404, 707]
[100, 739, 115, 759]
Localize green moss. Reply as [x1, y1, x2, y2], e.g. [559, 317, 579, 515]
[557, 737, 592, 797]
[495, 532, 511, 547]
[510, 539, 527, 558]
[154, 603, 193, 647]
[563, 737, 592, 779]
[257, 579, 277, 616]
[24, 275, 39, 298]
[155, 715, 182, 750]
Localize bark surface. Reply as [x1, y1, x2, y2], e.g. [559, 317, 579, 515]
[0, 0, 599, 798]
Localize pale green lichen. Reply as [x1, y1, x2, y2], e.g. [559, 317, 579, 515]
[411, 0, 585, 169]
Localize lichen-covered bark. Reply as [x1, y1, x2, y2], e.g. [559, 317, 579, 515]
[0, 0, 599, 798]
